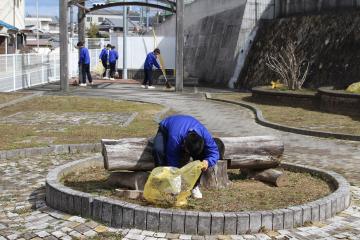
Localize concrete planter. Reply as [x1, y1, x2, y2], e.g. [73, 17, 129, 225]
[318, 87, 360, 115]
[46, 157, 351, 235]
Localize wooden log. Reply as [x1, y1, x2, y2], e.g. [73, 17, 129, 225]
[229, 154, 281, 170]
[107, 171, 150, 190]
[253, 169, 288, 187]
[200, 161, 231, 190]
[102, 136, 284, 171]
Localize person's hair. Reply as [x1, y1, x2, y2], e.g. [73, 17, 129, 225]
[77, 41, 84, 47]
[106, 44, 112, 48]
[154, 48, 161, 55]
[184, 131, 204, 157]
[111, 46, 115, 49]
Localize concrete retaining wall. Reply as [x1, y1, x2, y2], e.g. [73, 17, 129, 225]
[46, 157, 351, 235]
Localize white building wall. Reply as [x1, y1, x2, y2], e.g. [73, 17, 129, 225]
[0, 0, 25, 29]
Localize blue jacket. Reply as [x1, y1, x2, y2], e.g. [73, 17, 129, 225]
[159, 115, 220, 168]
[99, 48, 109, 62]
[79, 47, 90, 65]
[144, 52, 161, 70]
[109, 49, 119, 64]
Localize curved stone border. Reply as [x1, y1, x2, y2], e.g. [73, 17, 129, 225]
[318, 87, 360, 115]
[206, 94, 360, 141]
[46, 157, 351, 235]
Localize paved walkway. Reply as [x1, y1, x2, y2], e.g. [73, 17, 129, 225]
[0, 83, 360, 240]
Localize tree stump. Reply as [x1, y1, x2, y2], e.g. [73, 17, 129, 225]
[248, 169, 288, 187]
[200, 160, 231, 190]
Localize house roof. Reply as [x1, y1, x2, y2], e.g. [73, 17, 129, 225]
[0, 20, 18, 31]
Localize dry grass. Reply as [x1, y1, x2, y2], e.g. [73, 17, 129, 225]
[213, 93, 360, 135]
[0, 92, 30, 104]
[0, 96, 165, 150]
[63, 166, 333, 212]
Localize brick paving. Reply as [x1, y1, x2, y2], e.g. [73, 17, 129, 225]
[0, 83, 359, 239]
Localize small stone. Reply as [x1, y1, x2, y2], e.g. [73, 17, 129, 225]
[94, 225, 108, 233]
[166, 233, 180, 239]
[154, 232, 166, 238]
[83, 230, 97, 237]
[69, 231, 82, 238]
[126, 233, 146, 240]
[142, 230, 155, 236]
[179, 234, 192, 240]
[35, 231, 50, 238]
[51, 231, 65, 238]
[60, 227, 72, 233]
[67, 216, 86, 223]
[60, 235, 72, 240]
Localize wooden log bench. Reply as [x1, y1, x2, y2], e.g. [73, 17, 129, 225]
[101, 136, 285, 191]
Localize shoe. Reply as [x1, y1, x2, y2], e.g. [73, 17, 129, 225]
[191, 186, 202, 199]
[90, 82, 94, 86]
[103, 77, 109, 80]
[79, 83, 87, 87]
[148, 85, 155, 89]
[110, 78, 115, 80]
[141, 85, 147, 89]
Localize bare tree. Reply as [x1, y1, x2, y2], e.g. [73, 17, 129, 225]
[265, 42, 310, 90]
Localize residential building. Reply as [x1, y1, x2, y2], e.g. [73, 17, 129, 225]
[0, 0, 26, 54]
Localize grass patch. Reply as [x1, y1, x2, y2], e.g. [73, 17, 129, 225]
[212, 93, 360, 136]
[63, 166, 333, 212]
[87, 232, 122, 240]
[0, 92, 30, 104]
[0, 96, 165, 150]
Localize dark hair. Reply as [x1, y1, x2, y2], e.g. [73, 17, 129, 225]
[154, 48, 161, 55]
[107, 44, 112, 48]
[77, 41, 84, 47]
[111, 46, 116, 49]
[184, 131, 204, 157]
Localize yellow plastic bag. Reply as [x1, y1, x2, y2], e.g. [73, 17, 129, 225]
[94, 60, 105, 75]
[346, 82, 360, 94]
[143, 160, 206, 207]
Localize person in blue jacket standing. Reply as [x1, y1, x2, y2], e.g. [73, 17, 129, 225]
[77, 41, 93, 86]
[99, 44, 111, 79]
[142, 48, 161, 89]
[109, 46, 119, 80]
[152, 115, 222, 199]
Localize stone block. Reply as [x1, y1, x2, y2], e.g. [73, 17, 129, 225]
[260, 211, 272, 231]
[325, 200, 332, 219]
[122, 203, 135, 228]
[236, 213, 250, 234]
[159, 209, 172, 233]
[111, 203, 123, 228]
[146, 208, 160, 232]
[331, 198, 337, 216]
[73, 194, 82, 215]
[185, 211, 198, 235]
[134, 206, 147, 230]
[288, 207, 302, 227]
[272, 210, 284, 230]
[0, 151, 6, 159]
[51, 145, 70, 154]
[92, 198, 103, 221]
[198, 212, 211, 236]
[224, 213, 237, 235]
[81, 196, 92, 218]
[211, 212, 224, 235]
[311, 204, 320, 222]
[65, 192, 75, 214]
[5, 150, 17, 159]
[171, 210, 185, 234]
[301, 205, 311, 224]
[319, 202, 326, 221]
[249, 212, 261, 233]
[345, 193, 351, 208]
[60, 191, 68, 212]
[101, 201, 113, 225]
[283, 209, 293, 229]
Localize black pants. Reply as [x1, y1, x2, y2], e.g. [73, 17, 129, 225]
[102, 61, 108, 77]
[81, 64, 92, 84]
[109, 63, 116, 78]
[143, 69, 153, 86]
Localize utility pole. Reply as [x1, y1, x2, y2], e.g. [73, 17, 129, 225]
[176, 0, 184, 92]
[59, 0, 69, 91]
[146, 0, 149, 32]
[36, 0, 39, 52]
[78, 1, 86, 85]
[123, 1, 128, 79]
[70, 5, 74, 39]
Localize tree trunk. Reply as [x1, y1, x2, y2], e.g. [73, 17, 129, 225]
[102, 136, 284, 171]
[252, 169, 288, 187]
[229, 155, 281, 170]
[200, 161, 231, 190]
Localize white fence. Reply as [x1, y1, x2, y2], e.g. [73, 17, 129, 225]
[0, 53, 60, 92]
[0, 36, 176, 92]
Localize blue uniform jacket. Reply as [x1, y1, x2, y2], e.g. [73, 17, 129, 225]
[160, 115, 220, 168]
[99, 48, 109, 62]
[109, 50, 118, 64]
[144, 52, 161, 70]
[79, 47, 90, 65]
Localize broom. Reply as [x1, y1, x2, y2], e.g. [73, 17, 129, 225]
[159, 54, 172, 89]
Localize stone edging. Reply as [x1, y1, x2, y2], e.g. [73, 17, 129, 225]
[0, 143, 101, 160]
[46, 157, 351, 235]
[318, 87, 360, 99]
[205, 94, 360, 141]
[0, 92, 43, 110]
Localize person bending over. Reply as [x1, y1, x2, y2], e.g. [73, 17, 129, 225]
[152, 115, 222, 199]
